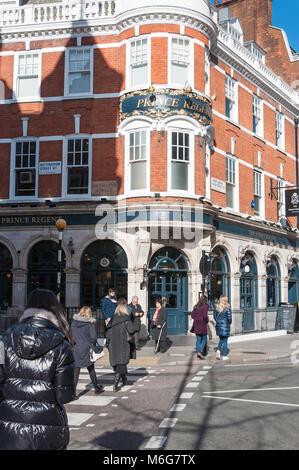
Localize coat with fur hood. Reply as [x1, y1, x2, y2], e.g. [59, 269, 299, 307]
[0, 308, 75, 451]
[70, 314, 97, 368]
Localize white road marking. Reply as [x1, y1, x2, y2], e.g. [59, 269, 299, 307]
[180, 392, 194, 399]
[67, 413, 93, 426]
[86, 424, 95, 427]
[99, 413, 108, 417]
[170, 404, 186, 412]
[192, 376, 204, 382]
[70, 396, 116, 406]
[159, 418, 178, 428]
[203, 366, 212, 370]
[145, 436, 167, 449]
[202, 395, 299, 408]
[203, 386, 299, 394]
[186, 382, 199, 388]
[196, 371, 209, 376]
[224, 362, 293, 368]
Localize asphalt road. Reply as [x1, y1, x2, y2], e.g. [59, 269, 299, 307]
[153, 359, 299, 450]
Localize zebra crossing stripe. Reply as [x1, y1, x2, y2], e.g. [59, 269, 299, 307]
[145, 436, 167, 449]
[67, 413, 93, 426]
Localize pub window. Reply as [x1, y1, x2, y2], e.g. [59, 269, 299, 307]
[15, 141, 37, 197]
[252, 95, 262, 136]
[130, 39, 148, 87]
[16, 53, 40, 98]
[275, 111, 284, 149]
[171, 38, 190, 85]
[226, 155, 236, 209]
[128, 130, 147, 191]
[67, 138, 89, 195]
[170, 131, 190, 191]
[225, 76, 237, 122]
[253, 170, 262, 216]
[67, 48, 92, 95]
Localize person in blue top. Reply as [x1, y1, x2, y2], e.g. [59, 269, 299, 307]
[213, 295, 232, 361]
[101, 288, 118, 325]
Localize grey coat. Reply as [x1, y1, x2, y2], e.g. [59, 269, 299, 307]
[106, 314, 139, 368]
[70, 315, 97, 368]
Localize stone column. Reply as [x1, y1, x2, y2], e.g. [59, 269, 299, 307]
[65, 268, 81, 307]
[11, 268, 27, 312]
[281, 276, 289, 303]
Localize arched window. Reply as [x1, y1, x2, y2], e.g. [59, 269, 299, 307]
[28, 241, 66, 302]
[266, 257, 281, 307]
[81, 240, 128, 306]
[0, 243, 13, 309]
[240, 251, 258, 332]
[209, 247, 231, 305]
[288, 259, 299, 303]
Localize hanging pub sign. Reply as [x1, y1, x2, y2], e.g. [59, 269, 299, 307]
[285, 188, 299, 217]
[119, 85, 212, 125]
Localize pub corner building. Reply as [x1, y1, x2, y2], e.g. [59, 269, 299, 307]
[0, 0, 298, 336]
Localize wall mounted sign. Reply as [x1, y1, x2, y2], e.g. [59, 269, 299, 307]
[211, 177, 226, 194]
[120, 86, 212, 125]
[39, 162, 61, 175]
[92, 180, 118, 196]
[286, 188, 299, 217]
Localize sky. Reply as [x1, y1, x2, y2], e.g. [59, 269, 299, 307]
[210, 0, 299, 52]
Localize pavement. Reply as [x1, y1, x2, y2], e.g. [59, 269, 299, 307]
[96, 330, 299, 368]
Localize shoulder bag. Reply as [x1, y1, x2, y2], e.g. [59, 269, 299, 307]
[90, 341, 105, 362]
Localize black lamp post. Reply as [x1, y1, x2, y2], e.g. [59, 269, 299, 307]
[200, 250, 218, 298]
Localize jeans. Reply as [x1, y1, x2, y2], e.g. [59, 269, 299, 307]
[196, 334, 207, 354]
[217, 336, 228, 356]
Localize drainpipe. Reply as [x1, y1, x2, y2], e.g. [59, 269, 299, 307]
[295, 118, 299, 228]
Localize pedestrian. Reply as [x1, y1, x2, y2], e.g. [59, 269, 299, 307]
[106, 298, 139, 392]
[101, 288, 118, 325]
[70, 306, 104, 399]
[213, 295, 232, 361]
[128, 296, 144, 350]
[151, 298, 168, 353]
[0, 289, 75, 450]
[191, 296, 209, 359]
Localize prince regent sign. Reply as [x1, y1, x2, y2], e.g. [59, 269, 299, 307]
[120, 86, 212, 125]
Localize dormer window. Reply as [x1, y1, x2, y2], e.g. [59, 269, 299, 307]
[219, 8, 243, 44]
[244, 41, 266, 63]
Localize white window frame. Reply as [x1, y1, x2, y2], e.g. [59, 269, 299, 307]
[10, 138, 39, 200]
[168, 36, 194, 88]
[13, 51, 41, 101]
[253, 168, 265, 219]
[167, 121, 195, 196]
[62, 135, 92, 199]
[225, 75, 238, 123]
[252, 95, 263, 138]
[127, 37, 151, 90]
[225, 154, 239, 212]
[124, 121, 151, 195]
[275, 111, 285, 151]
[277, 177, 286, 222]
[64, 47, 93, 97]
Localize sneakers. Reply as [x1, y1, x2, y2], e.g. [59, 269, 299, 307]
[197, 351, 204, 360]
[222, 356, 230, 361]
[216, 350, 221, 360]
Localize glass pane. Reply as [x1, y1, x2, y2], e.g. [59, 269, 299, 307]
[68, 167, 89, 194]
[171, 63, 188, 85]
[15, 169, 35, 196]
[69, 71, 90, 94]
[226, 183, 234, 208]
[18, 77, 39, 98]
[131, 64, 148, 86]
[172, 161, 188, 191]
[130, 161, 146, 190]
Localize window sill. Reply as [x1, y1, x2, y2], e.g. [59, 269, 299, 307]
[225, 118, 240, 129]
[252, 134, 265, 144]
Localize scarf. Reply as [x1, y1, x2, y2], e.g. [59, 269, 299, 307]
[152, 307, 161, 325]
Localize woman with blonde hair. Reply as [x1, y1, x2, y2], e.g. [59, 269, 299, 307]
[70, 306, 104, 399]
[213, 295, 232, 361]
[106, 298, 138, 391]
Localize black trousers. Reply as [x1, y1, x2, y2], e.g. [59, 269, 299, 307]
[74, 363, 98, 390]
[155, 340, 167, 353]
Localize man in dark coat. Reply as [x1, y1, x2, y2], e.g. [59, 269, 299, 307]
[0, 307, 75, 450]
[128, 296, 144, 350]
[101, 288, 118, 324]
[106, 301, 139, 391]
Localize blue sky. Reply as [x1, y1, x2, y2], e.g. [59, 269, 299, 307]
[209, 0, 299, 52]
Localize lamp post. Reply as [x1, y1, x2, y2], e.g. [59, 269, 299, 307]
[55, 218, 67, 303]
[200, 250, 218, 298]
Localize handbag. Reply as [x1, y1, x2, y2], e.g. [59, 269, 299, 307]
[126, 330, 135, 343]
[190, 323, 195, 334]
[90, 341, 104, 362]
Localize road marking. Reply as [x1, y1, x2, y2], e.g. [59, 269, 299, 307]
[86, 424, 95, 427]
[180, 392, 194, 399]
[192, 376, 204, 381]
[99, 413, 108, 417]
[196, 371, 209, 376]
[202, 395, 299, 408]
[70, 396, 116, 406]
[170, 404, 186, 412]
[203, 386, 299, 394]
[203, 366, 212, 370]
[159, 418, 178, 428]
[224, 362, 293, 368]
[186, 382, 199, 388]
[67, 413, 93, 426]
[145, 436, 167, 449]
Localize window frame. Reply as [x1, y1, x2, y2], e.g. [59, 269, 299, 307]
[167, 126, 195, 195]
[275, 111, 285, 150]
[13, 51, 41, 101]
[168, 35, 194, 88]
[64, 46, 93, 97]
[124, 124, 151, 195]
[10, 138, 39, 200]
[62, 135, 92, 199]
[127, 37, 151, 90]
[225, 154, 239, 211]
[252, 95, 263, 137]
[225, 75, 238, 123]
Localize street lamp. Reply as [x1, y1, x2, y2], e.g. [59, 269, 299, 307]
[55, 218, 67, 303]
[200, 250, 218, 298]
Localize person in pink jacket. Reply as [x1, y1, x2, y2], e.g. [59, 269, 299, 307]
[191, 296, 209, 359]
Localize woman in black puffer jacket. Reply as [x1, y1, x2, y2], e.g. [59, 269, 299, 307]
[0, 289, 75, 450]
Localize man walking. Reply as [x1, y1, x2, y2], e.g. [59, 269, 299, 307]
[101, 288, 118, 325]
[128, 296, 144, 350]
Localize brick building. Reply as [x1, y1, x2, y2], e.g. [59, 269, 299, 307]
[0, 0, 298, 335]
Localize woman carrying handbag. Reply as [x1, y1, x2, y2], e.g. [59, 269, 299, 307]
[70, 306, 104, 399]
[191, 296, 209, 359]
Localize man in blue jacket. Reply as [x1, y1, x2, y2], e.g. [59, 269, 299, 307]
[101, 288, 118, 325]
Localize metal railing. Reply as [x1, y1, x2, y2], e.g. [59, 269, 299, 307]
[64, 307, 106, 338]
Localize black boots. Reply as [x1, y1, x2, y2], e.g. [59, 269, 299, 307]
[94, 384, 104, 395]
[121, 374, 127, 386]
[113, 373, 121, 392]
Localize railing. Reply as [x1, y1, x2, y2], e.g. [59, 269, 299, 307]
[218, 27, 299, 105]
[0, 0, 116, 26]
[65, 307, 106, 338]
